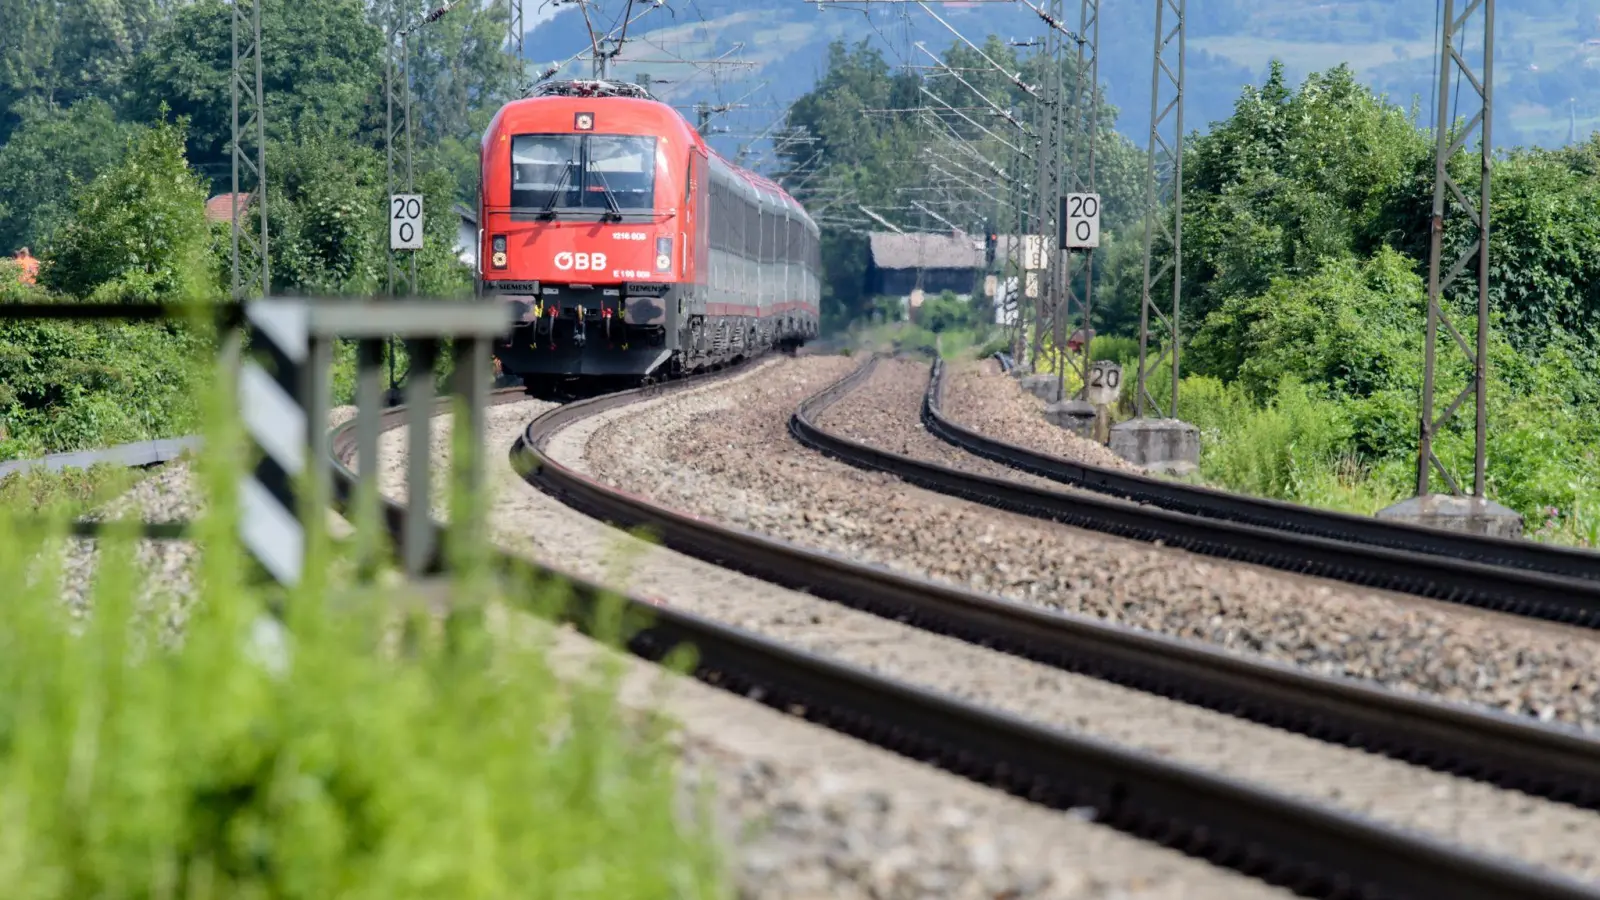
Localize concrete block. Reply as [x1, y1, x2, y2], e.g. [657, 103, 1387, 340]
[1043, 400, 1096, 437]
[1019, 373, 1062, 403]
[1375, 494, 1525, 539]
[1109, 417, 1200, 476]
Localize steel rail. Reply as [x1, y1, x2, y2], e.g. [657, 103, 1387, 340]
[924, 357, 1600, 582]
[799, 357, 1600, 626]
[497, 367, 1600, 898]
[523, 359, 1600, 808]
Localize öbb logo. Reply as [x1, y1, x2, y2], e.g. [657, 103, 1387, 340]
[554, 251, 607, 272]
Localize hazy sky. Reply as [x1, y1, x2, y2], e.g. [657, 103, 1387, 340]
[524, 1, 563, 29]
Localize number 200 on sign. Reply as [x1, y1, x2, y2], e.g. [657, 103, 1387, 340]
[389, 193, 423, 251]
[1061, 192, 1100, 249]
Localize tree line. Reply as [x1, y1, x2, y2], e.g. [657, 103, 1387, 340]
[785, 42, 1600, 541]
[0, 0, 518, 287]
[0, 0, 520, 457]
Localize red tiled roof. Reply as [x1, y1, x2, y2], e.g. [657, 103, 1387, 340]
[205, 193, 250, 224]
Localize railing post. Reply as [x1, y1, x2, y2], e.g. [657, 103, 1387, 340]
[238, 298, 310, 587]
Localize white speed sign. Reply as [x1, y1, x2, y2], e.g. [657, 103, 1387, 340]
[390, 193, 423, 251]
[1061, 192, 1101, 249]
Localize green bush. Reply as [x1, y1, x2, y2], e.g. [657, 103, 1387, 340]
[1086, 335, 1139, 367]
[1178, 375, 1400, 511]
[916, 291, 977, 334]
[228, 132, 470, 300]
[973, 329, 1012, 359]
[41, 115, 215, 303]
[0, 312, 208, 459]
[0, 385, 728, 897]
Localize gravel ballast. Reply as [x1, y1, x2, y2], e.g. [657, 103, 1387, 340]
[628, 354, 1600, 733]
[45, 405, 362, 623]
[943, 356, 1142, 471]
[370, 386, 1289, 899]
[546, 358, 1600, 885]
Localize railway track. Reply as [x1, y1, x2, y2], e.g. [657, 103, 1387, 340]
[795, 355, 1600, 627]
[449, 363, 1600, 899]
[930, 357, 1600, 582]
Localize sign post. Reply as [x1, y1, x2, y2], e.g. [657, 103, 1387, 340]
[390, 193, 424, 251]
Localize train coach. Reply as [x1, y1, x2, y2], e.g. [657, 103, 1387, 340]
[478, 80, 821, 391]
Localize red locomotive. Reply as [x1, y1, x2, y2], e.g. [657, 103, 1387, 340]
[478, 80, 820, 390]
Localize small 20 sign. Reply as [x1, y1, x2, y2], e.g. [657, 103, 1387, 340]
[1061, 192, 1100, 249]
[390, 193, 423, 251]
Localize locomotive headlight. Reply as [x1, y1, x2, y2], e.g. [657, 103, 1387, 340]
[491, 235, 507, 269]
[655, 236, 672, 273]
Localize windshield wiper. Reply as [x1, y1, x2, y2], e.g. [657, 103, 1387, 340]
[539, 163, 575, 218]
[589, 170, 625, 222]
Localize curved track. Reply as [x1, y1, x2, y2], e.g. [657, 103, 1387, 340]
[927, 357, 1600, 582]
[472, 367, 1600, 900]
[796, 356, 1600, 627]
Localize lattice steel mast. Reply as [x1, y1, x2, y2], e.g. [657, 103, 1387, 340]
[1134, 0, 1184, 418]
[229, 0, 268, 300]
[1418, 0, 1496, 497]
[1061, 0, 1098, 393]
[1042, 0, 1072, 391]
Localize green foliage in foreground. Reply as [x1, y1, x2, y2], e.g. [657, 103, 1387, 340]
[0, 382, 728, 898]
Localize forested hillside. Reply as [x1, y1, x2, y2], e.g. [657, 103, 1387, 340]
[529, 0, 1600, 159]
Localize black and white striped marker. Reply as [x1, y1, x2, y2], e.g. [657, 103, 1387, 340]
[238, 299, 309, 587]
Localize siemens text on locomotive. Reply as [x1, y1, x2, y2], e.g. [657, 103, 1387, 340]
[478, 80, 821, 390]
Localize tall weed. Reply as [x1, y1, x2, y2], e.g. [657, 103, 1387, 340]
[0, 349, 729, 898]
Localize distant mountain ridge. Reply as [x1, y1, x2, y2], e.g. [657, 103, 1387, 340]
[522, 0, 1594, 167]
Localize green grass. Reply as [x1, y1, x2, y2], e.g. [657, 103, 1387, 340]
[0, 353, 731, 898]
[1167, 374, 1600, 548]
[0, 463, 149, 517]
[1014, 340, 1599, 549]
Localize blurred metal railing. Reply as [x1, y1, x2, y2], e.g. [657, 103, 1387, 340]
[0, 298, 512, 585]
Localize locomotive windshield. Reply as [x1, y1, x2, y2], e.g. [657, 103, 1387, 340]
[510, 134, 657, 214]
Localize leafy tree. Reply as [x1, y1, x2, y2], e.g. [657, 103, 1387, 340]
[259, 130, 470, 298]
[368, 0, 522, 200]
[1190, 248, 1424, 401]
[1478, 149, 1600, 343]
[124, 0, 386, 177]
[0, 0, 171, 141]
[1181, 62, 1428, 329]
[41, 115, 214, 302]
[0, 98, 132, 254]
[268, 134, 391, 295]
